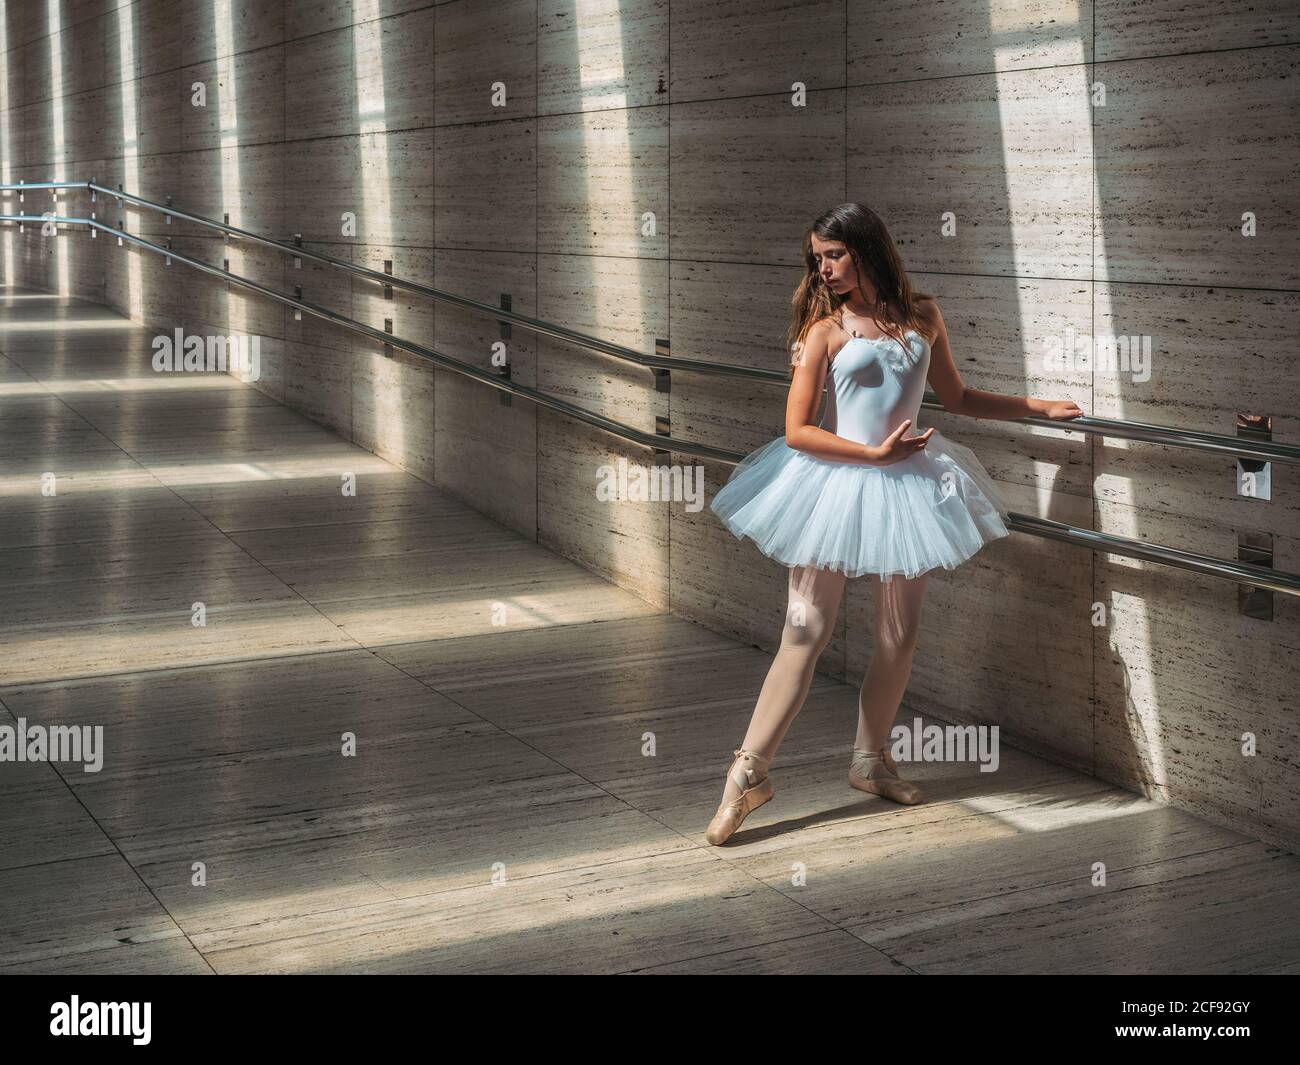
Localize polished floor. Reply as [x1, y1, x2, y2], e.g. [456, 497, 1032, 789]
[2, 289, 1298, 975]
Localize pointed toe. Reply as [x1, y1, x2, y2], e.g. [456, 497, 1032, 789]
[705, 777, 774, 844]
[704, 749, 775, 845]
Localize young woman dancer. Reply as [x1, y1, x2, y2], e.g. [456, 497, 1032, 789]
[705, 202, 1084, 846]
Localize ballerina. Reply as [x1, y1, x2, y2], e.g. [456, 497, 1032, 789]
[705, 202, 1084, 846]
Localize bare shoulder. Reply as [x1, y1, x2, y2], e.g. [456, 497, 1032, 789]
[794, 317, 836, 369]
[809, 316, 850, 365]
[802, 317, 838, 350]
[914, 295, 943, 326]
[913, 296, 946, 344]
[812, 315, 853, 347]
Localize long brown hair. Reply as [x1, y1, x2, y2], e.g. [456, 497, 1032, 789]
[787, 203, 934, 376]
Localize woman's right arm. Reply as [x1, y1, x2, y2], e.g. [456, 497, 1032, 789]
[784, 321, 873, 462]
[783, 322, 933, 466]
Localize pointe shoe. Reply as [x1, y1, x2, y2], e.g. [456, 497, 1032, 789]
[848, 746, 926, 805]
[705, 748, 774, 846]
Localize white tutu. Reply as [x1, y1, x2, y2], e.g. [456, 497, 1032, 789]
[711, 326, 1012, 580]
[710, 429, 1011, 581]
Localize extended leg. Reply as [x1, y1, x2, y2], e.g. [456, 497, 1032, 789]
[706, 563, 847, 844]
[741, 563, 847, 758]
[718, 564, 846, 806]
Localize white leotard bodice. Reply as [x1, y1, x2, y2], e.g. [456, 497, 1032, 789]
[818, 329, 932, 447]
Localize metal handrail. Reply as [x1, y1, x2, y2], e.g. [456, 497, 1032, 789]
[4, 179, 1296, 468]
[5, 180, 765, 382]
[0, 213, 737, 464]
[3, 210, 1297, 599]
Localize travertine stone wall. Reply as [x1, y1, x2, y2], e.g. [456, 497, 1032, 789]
[3, 0, 1297, 850]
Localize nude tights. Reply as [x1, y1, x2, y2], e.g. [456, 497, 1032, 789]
[720, 564, 929, 804]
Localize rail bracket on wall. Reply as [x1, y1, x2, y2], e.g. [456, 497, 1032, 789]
[1239, 531, 1274, 621]
[292, 233, 302, 269]
[164, 195, 172, 226]
[223, 215, 232, 284]
[293, 285, 303, 321]
[654, 337, 670, 393]
[1236, 412, 1272, 501]
[655, 414, 671, 467]
[382, 262, 395, 357]
[496, 293, 512, 407]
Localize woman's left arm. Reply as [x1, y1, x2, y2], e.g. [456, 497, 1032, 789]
[924, 300, 1085, 422]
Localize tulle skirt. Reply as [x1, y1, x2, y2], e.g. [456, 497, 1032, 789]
[710, 429, 1011, 581]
